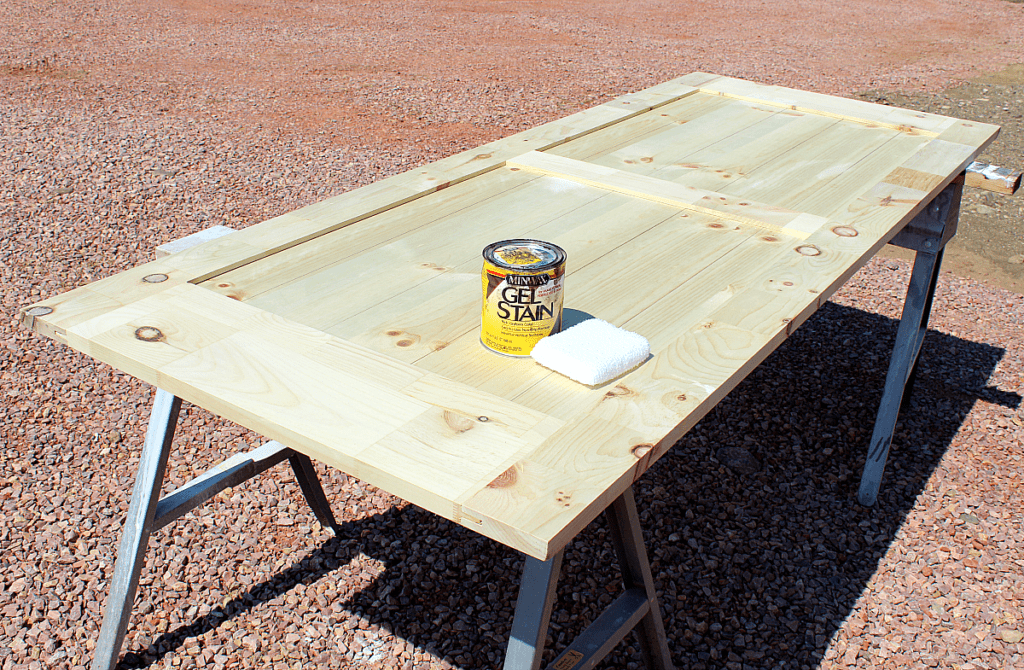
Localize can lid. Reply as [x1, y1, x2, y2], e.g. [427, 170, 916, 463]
[483, 239, 566, 271]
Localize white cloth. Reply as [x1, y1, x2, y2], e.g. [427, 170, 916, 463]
[531, 318, 650, 386]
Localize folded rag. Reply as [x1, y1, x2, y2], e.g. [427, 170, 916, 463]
[531, 318, 650, 386]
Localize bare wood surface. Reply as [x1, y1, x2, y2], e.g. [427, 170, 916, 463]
[506, 151, 829, 238]
[21, 74, 1000, 560]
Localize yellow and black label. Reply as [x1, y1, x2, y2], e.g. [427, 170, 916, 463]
[481, 240, 565, 356]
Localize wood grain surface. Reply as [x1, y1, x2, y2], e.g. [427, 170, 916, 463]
[22, 74, 999, 560]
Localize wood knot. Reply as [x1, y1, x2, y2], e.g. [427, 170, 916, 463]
[631, 443, 654, 458]
[142, 273, 168, 283]
[795, 244, 821, 257]
[387, 331, 420, 347]
[487, 466, 517, 489]
[708, 223, 724, 229]
[761, 236, 778, 242]
[443, 410, 475, 434]
[475, 152, 493, 160]
[676, 394, 687, 402]
[640, 157, 653, 163]
[25, 306, 53, 317]
[603, 384, 633, 399]
[134, 326, 164, 342]
[431, 341, 449, 351]
[831, 225, 858, 237]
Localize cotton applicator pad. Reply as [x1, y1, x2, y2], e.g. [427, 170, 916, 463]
[530, 318, 650, 386]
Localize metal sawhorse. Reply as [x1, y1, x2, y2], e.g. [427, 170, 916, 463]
[858, 175, 963, 506]
[91, 389, 341, 670]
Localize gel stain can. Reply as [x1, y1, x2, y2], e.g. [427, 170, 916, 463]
[481, 239, 566, 356]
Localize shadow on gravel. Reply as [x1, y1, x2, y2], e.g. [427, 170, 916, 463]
[118, 301, 1018, 670]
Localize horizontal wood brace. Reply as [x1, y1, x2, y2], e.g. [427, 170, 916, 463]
[694, 87, 942, 137]
[548, 588, 651, 670]
[506, 151, 829, 239]
[966, 161, 1021, 195]
[152, 441, 293, 530]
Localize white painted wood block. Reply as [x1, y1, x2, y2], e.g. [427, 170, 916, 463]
[155, 225, 236, 258]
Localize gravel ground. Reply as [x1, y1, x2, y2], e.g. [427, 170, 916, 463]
[858, 63, 1024, 294]
[2, 1, 1024, 669]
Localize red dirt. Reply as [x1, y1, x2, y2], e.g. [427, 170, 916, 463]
[5, 0, 1024, 151]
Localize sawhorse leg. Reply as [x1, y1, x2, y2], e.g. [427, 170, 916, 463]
[858, 176, 963, 507]
[503, 486, 674, 670]
[91, 388, 341, 670]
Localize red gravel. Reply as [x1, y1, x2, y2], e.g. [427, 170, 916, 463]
[2, 1, 1023, 669]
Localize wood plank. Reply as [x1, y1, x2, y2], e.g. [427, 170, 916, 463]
[242, 174, 612, 330]
[899, 139, 982, 182]
[511, 233, 788, 425]
[362, 407, 533, 501]
[697, 76, 957, 135]
[509, 146, 948, 432]
[20, 286, 123, 343]
[713, 121, 909, 208]
[331, 190, 681, 361]
[158, 284, 431, 390]
[463, 172, 958, 559]
[966, 161, 1021, 195]
[641, 111, 839, 192]
[460, 416, 649, 560]
[508, 151, 829, 238]
[415, 211, 762, 401]
[673, 72, 726, 88]
[161, 332, 429, 452]
[67, 297, 240, 376]
[580, 98, 783, 174]
[759, 132, 930, 218]
[547, 92, 736, 162]
[204, 168, 539, 303]
[936, 118, 1000, 147]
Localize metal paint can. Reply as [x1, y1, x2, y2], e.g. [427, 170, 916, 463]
[481, 239, 566, 356]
